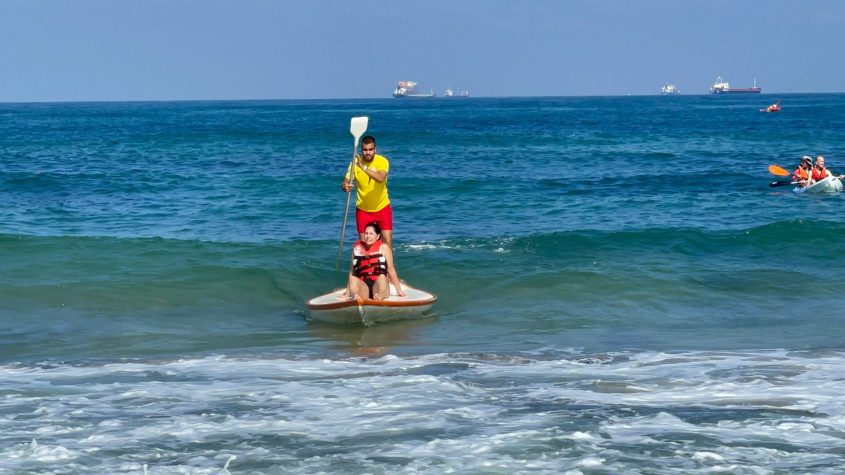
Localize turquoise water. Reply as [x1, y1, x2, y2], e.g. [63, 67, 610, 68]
[2, 95, 845, 473]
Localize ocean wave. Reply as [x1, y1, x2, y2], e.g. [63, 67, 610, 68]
[3, 221, 845, 307]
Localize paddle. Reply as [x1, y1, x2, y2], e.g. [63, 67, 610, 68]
[336, 116, 369, 269]
[768, 165, 790, 177]
[769, 180, 797, 188]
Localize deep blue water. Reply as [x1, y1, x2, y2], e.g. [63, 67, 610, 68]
[2, 95, 845, 473]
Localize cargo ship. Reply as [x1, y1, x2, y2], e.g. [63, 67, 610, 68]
[392, 81, 435, 98]
[710, 76, 761, 94]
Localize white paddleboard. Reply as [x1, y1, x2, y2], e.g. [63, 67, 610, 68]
[306, 283, 437, 325]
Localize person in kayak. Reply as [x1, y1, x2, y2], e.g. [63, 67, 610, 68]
[792, 156, 813, 187]
[340, 136, 396, 250]
[808, 156, 845, 184]
[344, 222, 405, 300]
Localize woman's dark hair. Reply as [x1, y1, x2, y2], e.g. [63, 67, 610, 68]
[365, 221, 381, 235]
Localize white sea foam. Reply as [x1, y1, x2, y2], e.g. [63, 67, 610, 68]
[692, 451, 725, 462]
[404, 237, 515, 252]
[7, 439, 75, 463]
[1, 349, 845, 473]
[575, 456, 605, 468]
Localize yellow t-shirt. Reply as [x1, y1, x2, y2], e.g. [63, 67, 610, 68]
[346, 154, 391, 212]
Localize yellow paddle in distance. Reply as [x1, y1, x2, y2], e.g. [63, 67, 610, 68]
[337, 116, 369, 269]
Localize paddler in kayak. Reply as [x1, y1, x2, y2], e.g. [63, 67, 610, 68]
[792, 156, 813, 187]
[340, 135, 396, 250]
[808, 155, 845, 185]
[765, 100, 781, 112]
[343, 222, 405, 300]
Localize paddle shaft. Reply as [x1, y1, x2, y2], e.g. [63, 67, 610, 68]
[336, 146, 358, 269]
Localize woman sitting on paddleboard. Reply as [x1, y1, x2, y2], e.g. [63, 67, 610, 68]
[344, 222, 405, 300]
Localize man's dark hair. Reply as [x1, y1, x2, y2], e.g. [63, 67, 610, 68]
[361, 136, 376, 146]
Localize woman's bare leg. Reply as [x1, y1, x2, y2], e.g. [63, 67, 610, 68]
[371, 276, 391, 300]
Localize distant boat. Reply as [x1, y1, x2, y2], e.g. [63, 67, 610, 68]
[660, 84, 680, 95]
[444, 87, 470, 98]
[760, 99, 782, 113]
[710, 76, 761, 94]
[392, 81, 435, 98]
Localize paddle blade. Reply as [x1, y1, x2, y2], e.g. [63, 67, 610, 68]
[350, 116, 369, 140]
[768, 165, 790, 177]
[769, 180, 796, 188]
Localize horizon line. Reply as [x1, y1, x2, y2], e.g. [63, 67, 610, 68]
[1, 91, 843, 105]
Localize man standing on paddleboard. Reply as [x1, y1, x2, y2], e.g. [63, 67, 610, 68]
[340, 136, 395, 249]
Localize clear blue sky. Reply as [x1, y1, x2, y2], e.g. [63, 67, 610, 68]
[1, 0, 842, 102]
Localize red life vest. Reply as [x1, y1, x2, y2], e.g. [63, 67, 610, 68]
[812, 167, 828, 181]
[793, 167, 809, 181]
[353, 239, 387, 282]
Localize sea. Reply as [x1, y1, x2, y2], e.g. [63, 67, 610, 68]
[2, 93, 845, 474]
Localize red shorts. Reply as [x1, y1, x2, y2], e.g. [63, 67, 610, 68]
[356, 205, 393, 234]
